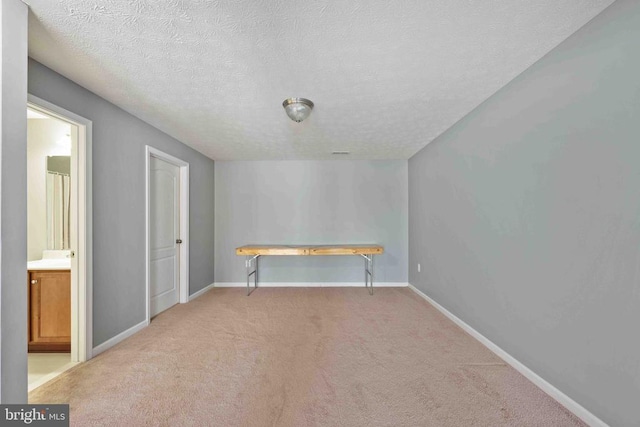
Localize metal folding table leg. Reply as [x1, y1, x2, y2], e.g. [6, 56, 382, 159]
[245, 255, 259, 296]
[369, 254, 374, 295]
[361, 253, 374, 295]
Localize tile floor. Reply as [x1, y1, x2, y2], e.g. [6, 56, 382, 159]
[28, 353, 76, 392]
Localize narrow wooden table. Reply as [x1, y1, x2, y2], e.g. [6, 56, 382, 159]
[236, 245, 384, 295]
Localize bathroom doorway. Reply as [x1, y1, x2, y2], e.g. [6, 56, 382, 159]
[26, 96, 93, 392]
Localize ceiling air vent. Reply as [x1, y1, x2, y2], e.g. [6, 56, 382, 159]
[331, 151, 350, 155]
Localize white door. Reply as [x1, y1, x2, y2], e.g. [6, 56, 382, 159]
[150, 156, 180, 317]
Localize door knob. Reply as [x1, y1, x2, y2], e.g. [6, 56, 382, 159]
[176, 239, 182, 244]
[31, 279, 38, 284]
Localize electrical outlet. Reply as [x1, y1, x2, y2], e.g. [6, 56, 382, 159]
[417, 263, 421, 273]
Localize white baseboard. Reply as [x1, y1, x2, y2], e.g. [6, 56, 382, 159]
[189, 283, 215, 301]
[407, 284, 608, 427]
[214, 282, 409, 288]
[92, 319, 148, 357]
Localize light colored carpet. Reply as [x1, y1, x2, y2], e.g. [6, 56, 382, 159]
[29, 287, 585, 426]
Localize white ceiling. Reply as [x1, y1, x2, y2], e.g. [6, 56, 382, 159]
[25, 0, 614, 160]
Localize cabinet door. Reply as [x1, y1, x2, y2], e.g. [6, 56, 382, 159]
[29, 271, 71, 345]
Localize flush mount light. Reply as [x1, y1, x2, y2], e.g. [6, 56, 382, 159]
[282, 98, 314, 122]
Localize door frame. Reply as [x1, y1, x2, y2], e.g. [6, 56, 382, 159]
[145, 146, 189, 322]
[27, 94, 93, 362]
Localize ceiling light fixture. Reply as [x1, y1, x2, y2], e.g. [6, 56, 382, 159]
[282, 98, 314, 123]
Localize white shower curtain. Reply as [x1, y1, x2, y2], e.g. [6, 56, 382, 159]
[47, 172, 71, 249]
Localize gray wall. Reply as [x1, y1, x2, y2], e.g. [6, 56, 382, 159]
[215, 161, 407, 283]
[0, 0, 28, 403]
[408, 0, 640, 425]
[28, 60, 215, 347]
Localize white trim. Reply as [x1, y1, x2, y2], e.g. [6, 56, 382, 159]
[145, 146, 190, 324]
[214, 282, 409, 288]
[189, 283, 215, 301]
[178, 160, 189, 304]
[91, 320, 148, 357]
[145, 149, 150, 323]
[27, 95, 93, 362]
[407, 284, 608, 427]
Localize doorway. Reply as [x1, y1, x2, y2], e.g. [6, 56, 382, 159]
[145, 146, 189, 321]
[26, 95, 93, 392]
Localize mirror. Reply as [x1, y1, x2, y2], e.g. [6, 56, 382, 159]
[46, 156, 71, 250]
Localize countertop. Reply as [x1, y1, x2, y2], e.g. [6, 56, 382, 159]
[27, 259, 71, 270]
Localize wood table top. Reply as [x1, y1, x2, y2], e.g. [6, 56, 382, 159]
[236, 244, 384, 256]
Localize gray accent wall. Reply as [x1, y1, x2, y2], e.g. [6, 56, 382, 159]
[0, 0, 28, 403]
[28, 60, 215, 348]
[215, 161, 407, 283]
[408, 0, 640, 425]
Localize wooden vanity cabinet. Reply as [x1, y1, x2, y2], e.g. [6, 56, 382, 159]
[28, 270, 71, 352]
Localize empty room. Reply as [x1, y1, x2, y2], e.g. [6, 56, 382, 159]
[0, 0, 638, 426]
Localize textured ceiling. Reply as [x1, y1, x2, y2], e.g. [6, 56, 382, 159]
[25, 0, 614, 160]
